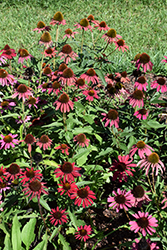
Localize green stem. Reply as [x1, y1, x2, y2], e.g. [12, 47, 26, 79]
[63, 112, 67, 131]
[39, 46, 45, 85]
[106, 49, 116, 57]
[81, 29, 84, 53]
[55, 24, 59, 44]
[103, 42, 109, 53]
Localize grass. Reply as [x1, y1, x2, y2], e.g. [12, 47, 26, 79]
[0, 0, 167, 74]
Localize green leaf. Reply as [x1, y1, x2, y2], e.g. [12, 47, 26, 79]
[83, 115, 95, 124]
[4, 234, 12, 250]
[49, 226, 60, 242]
[12, 214, 22, 250]
[142, 120, 166, 129]
[93, 133, 102, 145]
[74, 102, 85, 112]
[95, 69, 107, 86]
[34, 232, 48, 250]
[1, 113, 19, 119]
[73, 126, 93, 134]
[66, 227, 75, 235]
[128, 136, 137, 149]
[95, 147, 113, 158]
[22, 218, 36, 250]
[42, 122, 63, 128]
[42, 160, 58, 168]
[67, 210, 78, 230]
[58, 233, 71, 250]
[40, 198, 51, 211]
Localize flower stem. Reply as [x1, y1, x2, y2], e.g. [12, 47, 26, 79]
[55, 24, 59, 44]
[39, 46, 45, 85]
[37, 198, 51, 235]
[81, 29, 84, 53]
[63, 112, 67, 131]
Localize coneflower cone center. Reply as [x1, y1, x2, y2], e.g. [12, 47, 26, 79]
[65, 28, 72, 35]
[53, 11, 63, 22]
[0, 182, 7, 188]
[137, 217, 149, 228]
[63, 182, 71, 190]
[77, 188, 88, 198]
[19, 49, 29, 57]
[9, 164, 20, 174]
[107, 110, 118, 120]
[87, 14, 94, 21]
[80, 18, 89, 27]
[77, 133, 86, 143]
[25, 134, 35, 144]
[138, 76, 146, 84]
[5, 49, 12, 55]
[76, 78, 85, 86]
[121, 71, 127, 77]
[4, 45, 10, 50]
[42, 83, 48, 89]
[108, 73, 114, 79]
[0, 170, 3, 176]
[115, 82, 123, 90]
[132, 185, 144, 198]
[108, 86, 116, 95]
[59, 93, 69, 103]
[52, 81, 60, 89]
[37, 21, 46, 28]
[17, 84, 28, 93]
[39, 135, 49, 143]
[29, 180, 41, 191]
[62, 45, 72, 54]
[4, 135, 13, 143]
[45, 48, 53, 54]
[61, 162, 73, 173]
[157, 77, 166, 85]
[0, 69, 8, 78]
[107, 28, 116, 38]
[136, 140, 145, 149]
[115, 194, 126, 204]
[117, 39, 124, 46]
[43, 67, 52, 74]
[99, 21, 106, 27]
[61, 144, 67, 149]
[88, 90, 95, 96]
[140, 53, 150, 64]
[59, 63, 67, 71]
[53, 211, 62, 219]
[62, 68, 74, 78]
[80, 229, 87, 236]
[133, 90, 143, 100]
[139, 108, 147, 115]
[28, 97, 36, 104]
[86, 68, 96, 76]
[147, 152, 159, 164]
[117, 162, 126, 172]
[134, 53, 141, 61]
[26, 169, 35, 178]
[40, 32, 51, 42]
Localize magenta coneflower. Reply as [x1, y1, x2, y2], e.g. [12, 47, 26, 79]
[44, 47, 57, 58]
[0, 100, 16, 113]
[80, 68, 99, 85]
[101, 109, 119, 128]
[102, 28, 122, 43]
[115, 71, 130, 84]
[58, 44, 78, 64]
[87, 14, 98, 24]
[0, 55, 7, 66]
[0, 69, 16, 86]
[75, 225, 92, 242]
[131, 238, 159, 250]
[151, 77, 167, 93]
[115, 39, 129, 52]
[54, 162, 81, 182]
[49, 207, 68, 226]
[107, 188, 134, 212]
[26, 96, 38, 109]
[12, 84, 33, 102]
[38, 82, 50, 93]
[50, 11, 66, 26]
[59, 68, 76, 86]
[20, 167, 43, 184]
[137, 152, 165, 176]
[0, 44, 17, 59]
[57, 63, 68, 75]
[109, 155, 136, 182]
[131, 185, 151, 207]
[134, 76, 148, 91]
[55, 143, 70, 155]
[162, 55, 167, 63]
[134, 108, 149, 120]
[48, 81, 62, 95]
[82, 88, 99, 101]
[105, 73, 115, 85]
[94, 21, 110, 31]
[54, 92, 74, 113]
[129, 89, 144, 108]
[129, 140, 154, 159]
[22, 180, 48, 201]
[63, 28, 78, 39]
[161, 191, 167, 209]
[73, 133, 90, 147]
[6, 163, 22, 181]
[16, 115, 32, 124]
[0, 166, 7, 182]
[24, 134, 36, 153]
[57, 181, 77, 197]
[75, 78, 87, 89]
[70, 186, 96, 208]
[36, 135, 52, 150]
[0, 181, 10, 193]
[0, 134, 19, 150]
[129, 211, 158, 236]
[33, 20, 51, 33]
[43, 66, 53, 78]
[74, 18, 93, 31]
[135, 53, 153, 72]
[39, 32, 52, 48]
[18, 49, 33, 64]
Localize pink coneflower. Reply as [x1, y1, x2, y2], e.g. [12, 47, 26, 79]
[0, 69, 16, 86]
[0, 44, 17, 59]
[87, 14, 98, 24]
[39, 32, 52, 48]
[6, 163, 22, 181]
[55, 144, 70, 155]
[105, 73, 115, 85]
[44, 47, 57, 58]
[33, 21, 51, 33]
[75, 225, 92, 242]
[20, 167, 43, 184]
[151, 77, 167, 93]
[137, 152, 165, 176]
[49, 207, 68, 226]
[12, 84, 33, 102]
[109, 155, 136, 182]
[135, 53, 153, 72]
[73, 133, 90, 147]
[115, 39, 129, 52]
[0, 181, 10, 193]
[38, 82, 50, 93]
[134, 76, 148, 91]
[161, 55, 167, 63]
[129, 211, 158, 236]
[161, 191, 167, 209]
[57, 181, 77, 197]
[131, 185, 151, 207]
[129, 140, 154, 159]
[80, 68, 99, 85]
[0, 166, 7, 182]
[0, 100, 16, 113]
[57, 63, 68, 75]
[75, 78, 87, 89]
[54, 92, 74, 113]
[58, 44, 78, 64]
[18, 49, 33, 64]
[0, 55, 7, 66]
[82, 88, 99, 101]
[54, 162, 81, 182]
[48, 81, 62, 95]
[102, 28, 122, 43]
[94, 21, 110, 31]
[16, 115, 32, 124]
[134, 108, 149, 120]
[71, 186, 96, 208]
[131, 238, 159, 250]
[101, 109, 119, 128]
[0, 134, 19, 150]
[26, 96, 38, 109]
[129, 89, 144, 108]
[59, 68, 76, 86]
[36, 135, 52, 150]
[50, 11, 66, 26]
[74, 18, 93, 31]
[115, 71, 130, 84]
[22, 180, 48, 201]
[63, 28, 78, 39]
[43, 67, 53, 78]
[24, 134, 36, 153]
[107, 188, 134, 212]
